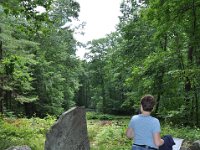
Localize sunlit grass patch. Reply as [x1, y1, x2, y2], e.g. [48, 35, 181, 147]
[0, 116, 55, 150]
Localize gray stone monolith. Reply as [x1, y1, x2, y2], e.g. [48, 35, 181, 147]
[45, 107, 90, 150]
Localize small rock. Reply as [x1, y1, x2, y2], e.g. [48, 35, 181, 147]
[5, 146, 31, 150]
[189, 140, 200, 150]
[180, 147, 189, 150]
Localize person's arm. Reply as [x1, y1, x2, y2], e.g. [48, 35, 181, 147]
[126, 128, 134, 139]
[153, 132, 164, 147]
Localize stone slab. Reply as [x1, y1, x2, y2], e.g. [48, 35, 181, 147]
[45, 107, 90, 150]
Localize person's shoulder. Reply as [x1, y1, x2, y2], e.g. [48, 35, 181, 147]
[150, 116, 160, 122]
[131, 115, 140, 120]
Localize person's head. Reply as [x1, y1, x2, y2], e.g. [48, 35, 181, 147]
[140, 95, 155, 112]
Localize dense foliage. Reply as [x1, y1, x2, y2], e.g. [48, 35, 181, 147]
[0, 0, 81, 117]
[0, 113, 199, 149]
[1, 0, 200, 128]
[0, 115, 55, 150]
[2, 0, 200, 149]
[77, 0, 200, 127]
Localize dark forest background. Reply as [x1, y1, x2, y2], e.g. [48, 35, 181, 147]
[1, 0, 200, 127]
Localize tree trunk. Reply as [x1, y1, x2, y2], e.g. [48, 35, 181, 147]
[194, 87, 199, 126]
[0, 32, 3, 113]
[24, 103, 35, 117]
[154, 68, 164, 114]
[0, 40, 2, 60]
[184, 0, 197, 125]
[154, 35, 166, 114]
[101, 75, 106, 113]
[184, 77, 191, 124]
[155, 93, 160, 114]
[0, 90, 3, 113]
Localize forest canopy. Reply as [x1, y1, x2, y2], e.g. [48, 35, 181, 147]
[1, 0, 200, 127]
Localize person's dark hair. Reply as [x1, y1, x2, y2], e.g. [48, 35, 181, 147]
[141, 95, 155, 112]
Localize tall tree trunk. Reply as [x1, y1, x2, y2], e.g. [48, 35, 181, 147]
[101, 75, 106, 113]
[0, 89, 3, 113]
[0, 39, 2, 60]
[154, 35, 167, 113]
[154, 68, 164, 114]
[85, 79, 89, 108]
[0, 31, 3, 113]
[184, 0, 197, 124]
[24, 103, 35, 117]
[155, 93, 160, 114]
[194, 87, 199, 126]
[184, 77, 191, 124]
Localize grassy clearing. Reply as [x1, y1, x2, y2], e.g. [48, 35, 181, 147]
[0, 115, 55, 150]
[87, 112, 200, 149]
[0, 112, 199, 149]
[87, 119, 200, 149]
[87, 119, 131, 150]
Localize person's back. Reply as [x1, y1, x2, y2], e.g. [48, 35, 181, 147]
[129, 114, 160, 149]
[126, 95, 164, 150]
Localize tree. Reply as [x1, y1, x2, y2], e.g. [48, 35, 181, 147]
[0, 7, 39, 114]
[0, 0, 82, 117]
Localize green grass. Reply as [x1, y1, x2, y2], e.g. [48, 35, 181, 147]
[87, 120, 131, 150]
[0, 115, 55, 150]
[161, 123, 200, 141]
[0, 112, 199, 150]
[87, 112, 200, 149]
[86, 111, 130, 120]
[87, 120, 200, 149]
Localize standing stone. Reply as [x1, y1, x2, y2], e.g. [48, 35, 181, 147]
[189, 140, 200, 150]
[45, 107, 90, 150]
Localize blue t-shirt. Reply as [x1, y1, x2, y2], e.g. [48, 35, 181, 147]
[128, 114, 161, 148]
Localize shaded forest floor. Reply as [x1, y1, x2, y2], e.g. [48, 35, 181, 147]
[0, 112, 199, 150]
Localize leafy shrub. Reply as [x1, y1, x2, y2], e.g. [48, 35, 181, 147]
[87, 120, 131, 150]
[87, 119, 200, 150]
[161, 124, 200, 141]
[98, 114, 114, 120]
[86, 112, 99, 120]
[86, 112, 114, 120]
[86, 112, 129, 120]
[0, 116, 55, 150]
[1, 114, 199, 150]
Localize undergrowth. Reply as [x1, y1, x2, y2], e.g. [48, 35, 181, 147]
[0, 112, 199, 150]
[0, 115, 55, 150]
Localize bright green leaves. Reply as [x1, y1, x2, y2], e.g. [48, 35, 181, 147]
[50, 0, 80, 26]
[81, 0, 200, 126]
[0, 0, 81, 116]
[0, 12, 38, 105]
